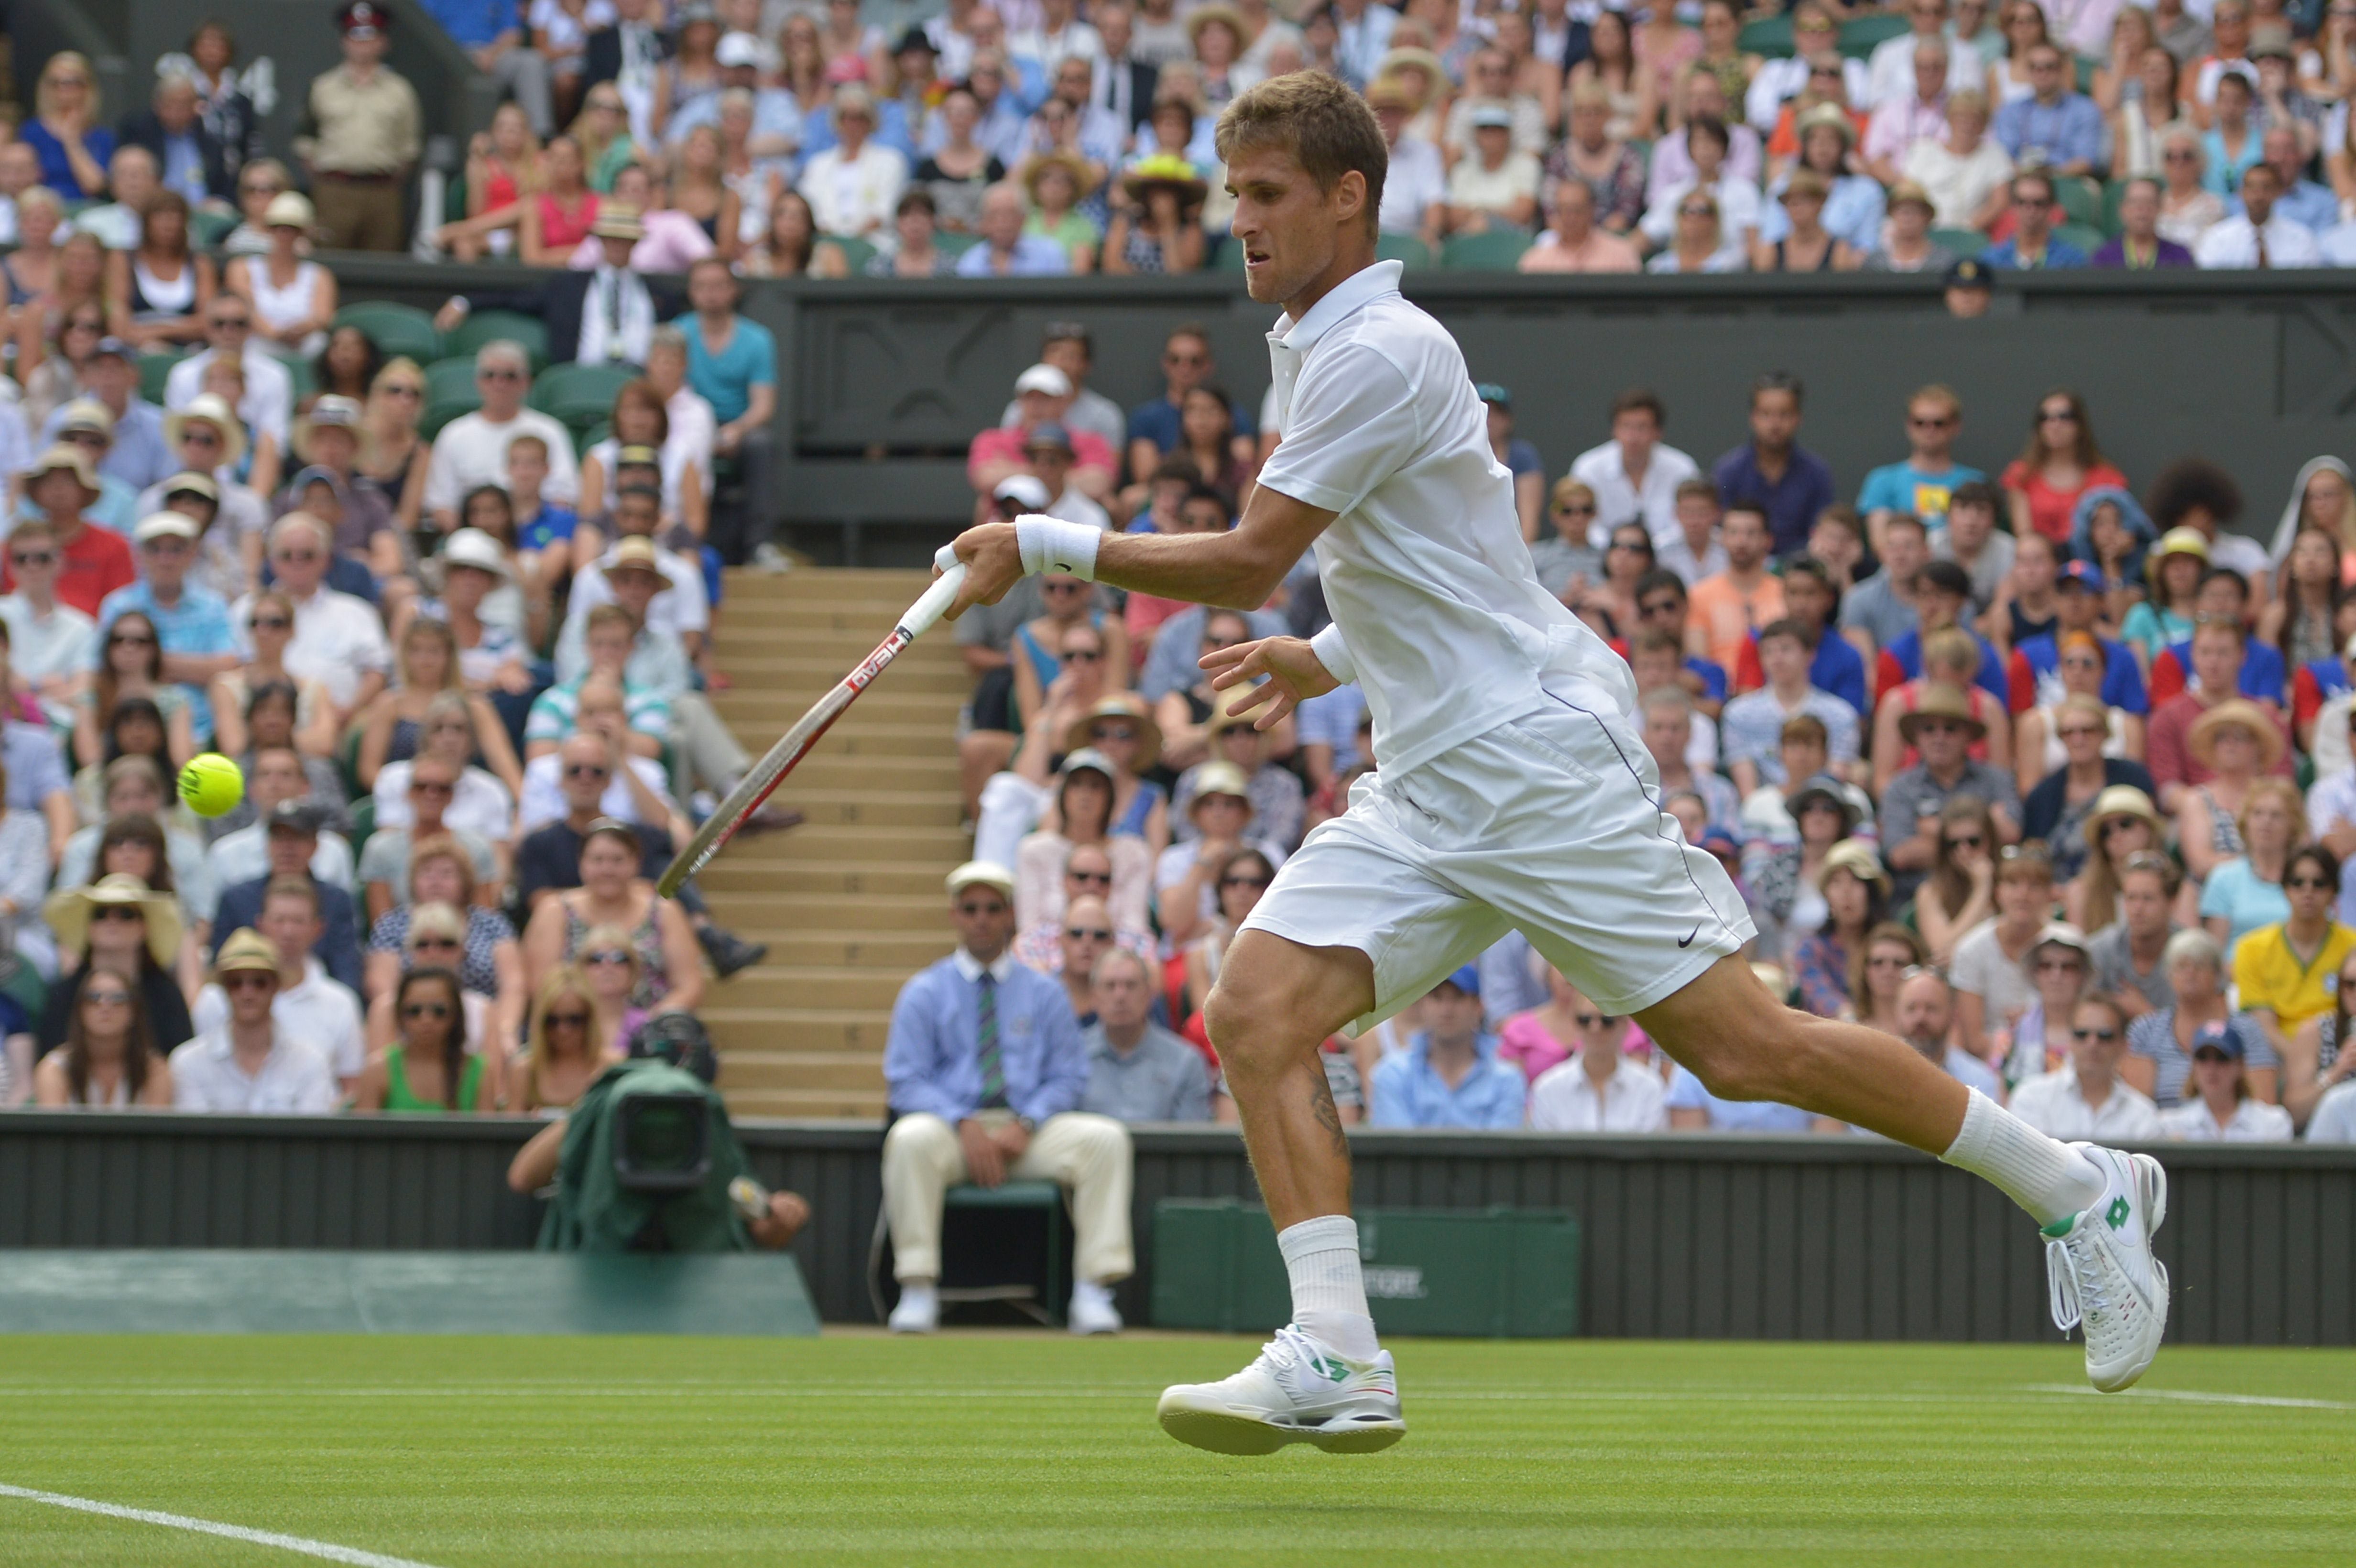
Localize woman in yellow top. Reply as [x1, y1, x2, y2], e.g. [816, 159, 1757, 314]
[2232, 845, 2356, 1067]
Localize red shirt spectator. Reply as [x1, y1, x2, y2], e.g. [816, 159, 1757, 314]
[1, 451, 136, 615]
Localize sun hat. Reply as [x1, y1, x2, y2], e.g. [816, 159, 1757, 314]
[159, 470, 220, 506]
[263, 191, 316, 230]
[133, 511, 200, 544]
[1023, 150, 1094, 203]
[440, 527, 511, 581]
[1121, 153, 1210, 204]
[24, 444, 103, 500]
[43, 873, 183, 968]
[606, 535, 677, 582]
[1820, 838, 1891, 894]
[1187, 759, 1253, 812]
[165, 393, 247, 469]
[2083, 784, 2164, 842]
[946, 860, 1016, 897]
[1186, 3, 1247, 45]
[1896, 683, 1987, 743]
[212, 926, 289, 981]
[57, 399, 116, 440]
[1064, 693, 1163, 770]
[2188, 697, 2285, 772]
[590, 205, 646, 241]
[1886, 178, 1935, 214]
[1797, 101, 1857, 146]
[1787, 772, 1861, 834]
[1058, 747, 1117, 784]
[2152, 525, 2211, 563]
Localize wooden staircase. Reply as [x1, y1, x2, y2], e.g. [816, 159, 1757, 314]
[699, 566, 969, 1118]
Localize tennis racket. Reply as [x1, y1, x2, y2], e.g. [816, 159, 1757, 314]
[657, 548, 969, 898]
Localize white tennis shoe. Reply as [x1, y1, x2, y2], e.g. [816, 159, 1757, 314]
[1157, 1325, 1405, 1454]
[2043, 1143, 2169, 1393]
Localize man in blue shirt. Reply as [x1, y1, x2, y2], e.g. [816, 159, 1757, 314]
[418, 0, 553, 135]
[1368, 968, 1526, 1129]
[98, 514, 240, 745]
[1712, 371, 1835, 560]
[2238, 122, 2338, 234]
[1857, 384, 1984, 539]
[1123, 324, 1254, 494]
[1992, 44, 2104, 178]
[956, 180, 1073, 277]
[881, 861, 1133, 1335]
[1984, 169, 2090, 269]
[1876, 560, 2009, 707]
[2006, 562, 2149, 719]
[676, 258, 781, 569]
[1734, 559, 1868, 717]
[46, 345, 173, 498]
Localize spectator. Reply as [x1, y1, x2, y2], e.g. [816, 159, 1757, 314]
[1947, 839, 2054, 1056]
[2088, 848, 2183, 1017]
[1370, 969, 1525, 1130]
[2233, 844, 2356, 1060]
[351, 965, 497, 1112]
[1994, 43, 2104, 176]
[1518, 177, 1640, 274]
[21, 51, 115, 199]
[1125, 326, 1252, 496]
[0, 142, 41, 247]
[210, 801, 366, 993]
[210, 598, 339, 763]
[1014, 750, 1154, 930]
[1526, 989, 1668, 1132]
[2197, 777, 2304, 959]
[1764, 106, 1886, 258]
[1850, 923, 1927, 1035]
[996, 324, 1124, 461]
[100, 191, 215, 355]
[972, 366, 1119, 512]
[2125, 927, 2271, 1107]
[1864, 39, 1954, 187]
[522, 816, 699, 1010]
[1101, 156, 1210, 273]
[169, 927, 339, 1112]
[2149, 457, 2272, 590]
[0, 523, 98, 717]
[1722, 620, 1862, 795]
[163, 294, 293, 450]
[1791, 838, 1888, 1019]
[1168, 845, 1272, 1031]
[1154, 762, 1284, 947]
[1368, 77, 1445, 254]
[1708, 373, 1835, 561]
[1639, 686, 1741, 836]
[2152, 127, 2226, 250]
[0, 751, 53, 978]
[43, 381, 168, 511]
[2200, 66, 2263, 194]
[1174, 690, 1305, 852]
[1859, 386, 1984, 542]
[2158, 1021, 2294, 1139]
[1079, 947, 1209, 1122]
[38, 874, 196, 1060]
[658, 260, 774, 566]
[32, 964, 173, 1109]
[2195, 158, 2322, 266]
[370, 691, 518, 846]
[2011, 993, 2162, 1137]
[1496, 959, 1587, 1087]
[2020, 692, 2156, 877]
[206, 748, 358, 896]
[2093, 175, 2196, 269]
[881, 861, 1131, 1335]
[1864, 0, 1980, 109]
[1985, 169, 2090, 269]
[1736, 560, 1867, 719]
[436, 209, 673, 367]
[358, 756, 499, 922]
[1999, 920, 2095, 1081]
[1655, 482, 1727, 588]
[97, 514, 240, 750]
[508, 966, 622, 1113]
[227, 513, 390, 726]
[958, 178, 1073, 278]
[1901, 972, 2012, 1105]
[5, 448, 133, 618]
[419, 343, 581, 535]
[422, 0, 553, 135]
[1685, 503, 1787, 675]
[1568, 388, 1699, 549]
[189, 876, 368, 1091]
[799, 87, 907, 239]
[2151, 636, 2292, 823]
[355, 618, 524, 797]
[1880, 683, 2023, 901]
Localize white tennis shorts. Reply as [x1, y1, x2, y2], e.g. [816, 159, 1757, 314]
[1241, 675, 1755, 1027]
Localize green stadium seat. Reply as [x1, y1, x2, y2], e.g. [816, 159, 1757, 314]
[1440, 229, 1531, 270]
[1216, 234, 1249, 271]
[191, 209, 240, 251]
[138, 351, 185, 405]
[420, 356, 484, 440]
[820, 236, 877, 275]
[1376, 232, 1435, 269]
[269, 348, 317, 403]
[2054, 222, 2107, 257]
[335, 302, 443, 364]
[1931, 227, 1988, 257]
[2100, 178, 2131, 236]
[530, 361, 640, 427]
[574, 419, 611, 461]
[1741, 14, 1794, 58]
[936, 230, 982, 258]
[2055, 177, 2104, 230]
[445, 309, 550, 370]
[1839, 13, 1911, 59]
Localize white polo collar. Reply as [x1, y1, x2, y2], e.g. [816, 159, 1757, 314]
[1271, 260, 1404, 355]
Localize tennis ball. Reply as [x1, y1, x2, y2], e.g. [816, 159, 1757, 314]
[178, 754, 246, 818]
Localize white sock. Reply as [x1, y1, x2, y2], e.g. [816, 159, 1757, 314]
[1276, 1215, 1380, 1360]
[1939, 1089, 2105, 1227]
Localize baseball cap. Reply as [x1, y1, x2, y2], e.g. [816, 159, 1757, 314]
[266, 800, 328, 835]
[1473, 382, 1511, 408]
[92, 336, 135, 363]
[1058, 747, 1116, 783]
[1013, 363, 1073, 398]
[2032, 921, 2092, 960]
[263, 192, 316, 230]
[716, 30, 765, 66]
[1024, 421, 1075, 453]
[2190, 1019, 2246, 1060]
[1436, 964, 1481, 996]
[1944, 256, 1994, 292]
[1188, 760, 1252, 806]
[993, 474, 1052, 510]
[305, 394, 361, 431]
[2058, 560, 2106, 593]
[338, 1, 389, 38]
[946, 860, 1017, 897]
[894, 24, 937, 54]
[133, 512, 200, 544]
[441, 527, 511, 580]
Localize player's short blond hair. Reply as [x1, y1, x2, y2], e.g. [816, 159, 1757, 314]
[1214, 71, 1387, 238]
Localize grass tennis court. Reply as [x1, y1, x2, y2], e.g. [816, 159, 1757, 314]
[1, 1335, 2349, 1565]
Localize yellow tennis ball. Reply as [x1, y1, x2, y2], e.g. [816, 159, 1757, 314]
[178, 754, 245, 818]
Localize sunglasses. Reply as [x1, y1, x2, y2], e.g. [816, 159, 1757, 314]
[382, 383, 424, 399]
[1090, 725, 1137, 743]
[479, 369, 525, 382]
[1865, 955, 1910, 969]
[411, 780, 455, 796]
[10, 551, 57, 567]
[83, 990, 134, 1007]
[211, 316, 251, 329]
[2039, 408, 2077, 423]
[1572, 1011, 1621, 1028]
[274, 550, 322, 564]
[2100, 818, 2145, 837]
[565, 763, 611, 780]
[547, 1011, 591, 1027]
[91, 906, 145, 924]
[1068, 868, 1113, 886]
[247, 615, 290, 631]
[223, 972, 277, 992]
[2288, 876, 2333, 892]
[2058, 725, 2105, 741]
[401, 1001, 452, 1019]
[1220, 874, 1271, 889]
[1064, 648, 1102, 663]
[584, 949, 633, 966]
[2071, 1026, 2119, 1042]
[1064, 926, 1114, 941]
[1555, 501, 1596, 515]
[411, 936, 461, 950]
[1639, 598, 1682, 616]
[109, 632, 155, 647]
[1945, 833, 1985, 850]
[182, 429, 223, 447]
[1678, 205, 1715, 219]
[2035, 957, 2083, 972]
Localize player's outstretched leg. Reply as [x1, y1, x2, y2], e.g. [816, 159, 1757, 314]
[1639, 957, 2167, 1391]
[1156, 932, 1407, 1454]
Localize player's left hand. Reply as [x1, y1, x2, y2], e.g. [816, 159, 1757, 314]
[940, 522, 1023, 619]
[1201, 635, 1338, 730]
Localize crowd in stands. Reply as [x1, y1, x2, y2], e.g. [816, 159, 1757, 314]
[20, 0, 2356, 285]
[894, 328, 2356, 1172]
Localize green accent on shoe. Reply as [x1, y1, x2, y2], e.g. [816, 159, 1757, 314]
[2040, 1215, 2077, 1238]
[2106, 1196, 2132, 1230]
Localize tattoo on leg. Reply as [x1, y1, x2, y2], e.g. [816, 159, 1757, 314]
[1307, 1067, 1349, 1158]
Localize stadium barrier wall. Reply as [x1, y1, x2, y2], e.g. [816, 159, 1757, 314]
[312, 260, 2356, 566]
[4, 1113, 2347, 1345]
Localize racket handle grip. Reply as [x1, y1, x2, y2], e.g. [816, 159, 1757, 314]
[902, 550, 968, 638]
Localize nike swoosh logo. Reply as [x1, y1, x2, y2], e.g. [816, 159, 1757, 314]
[1678, 926, 1699, 948]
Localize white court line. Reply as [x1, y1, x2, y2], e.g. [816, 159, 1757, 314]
[0, 1483, 444, 1567]
[2020, 1383, 2355, 1411]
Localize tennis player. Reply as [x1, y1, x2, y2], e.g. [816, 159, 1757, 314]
[942, 72, 2165, 1455]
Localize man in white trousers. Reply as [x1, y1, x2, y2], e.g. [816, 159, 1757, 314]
[943, 71, 2168, 1455]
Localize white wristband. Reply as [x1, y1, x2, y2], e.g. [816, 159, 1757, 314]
[1015, 513, 1102, 580]
[1309, 621, 1357, 687]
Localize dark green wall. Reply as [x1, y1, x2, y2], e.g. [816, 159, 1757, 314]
[4, 1113, 2348, 1344]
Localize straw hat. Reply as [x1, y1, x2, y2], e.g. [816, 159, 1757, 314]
[43, 873, 183, 968]
[25, 444, 103, 502]
[1886, 179, 1935, 215]
[1796, 101, 1856, 147]
[1820, 838, 1891, 895]
[1373, 45, 1447, 93]
[1064, 693, 1163, 770]
[213, 926, 290, 983]
[1023, 149, 1094, 203]
[2152, 525, 2211, 565]
[1204, 685, 1267, 737]
[1122, 153, 1209, 205]
[1186, 3, 1247, 46]
[2083, 784, 2164, 843]
[590, 205, 645, 242]
[1896, 683, 1987, 743]
[291, 394, 361, 463]
[263, 191, 316, 231]
[1187, 760, 1253, 815]
[606, 536, 678, 583]
[165, 393, 247, 470]
[2188, 698, 2285, 771]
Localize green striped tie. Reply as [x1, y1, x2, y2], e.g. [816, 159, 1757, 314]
[976, 972, 1008, 1110]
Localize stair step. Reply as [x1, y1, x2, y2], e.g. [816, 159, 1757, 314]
[711, 1050, 887, 1090]
[766, 790, 964, 828]
[698, 828, 969, 865]
[706, 900, 958, 935]
[718, 968, 914, 1010]
[786, 755, 961, 789]
[703, 1007, 894, 1051]
[709, 862, 963, 895]
[754, 932, 957, 968]
[721, 1088, 888, 1119]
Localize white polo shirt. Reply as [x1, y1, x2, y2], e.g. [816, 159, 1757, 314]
[164, 345, 294, 446]
[1568, 438, 1702, 550]
[2307, 1080, 2356, 1142]
[169, 1023, 339, 1112]
[373, 760, 516, 841]
[191, 956, 367, 1079]
[516, 750, 676, 832]
[1528, 1056, 1669, 1132]
[229, 584, 391, 710]
[1256, 261, 1633, 780]
[0, 593, 96, 686]
[2156, 1096, 2293, 1143]
[205, 822, 359, 902]
[2007, 1068, 2161, 1142]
